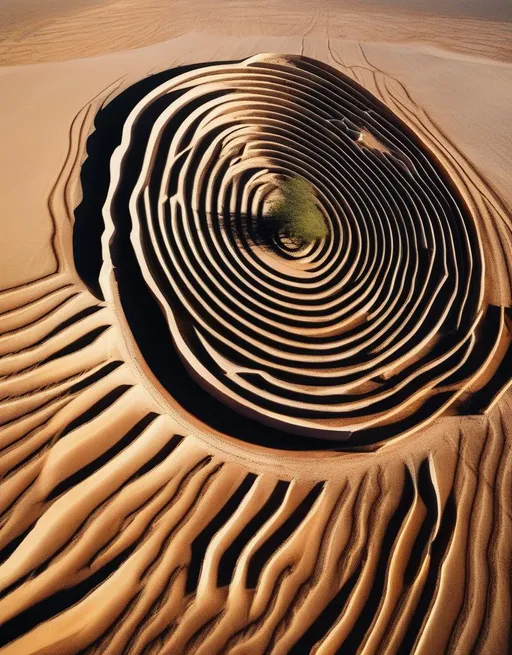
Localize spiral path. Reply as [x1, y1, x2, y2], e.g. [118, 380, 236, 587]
[101, 54, 505, 444]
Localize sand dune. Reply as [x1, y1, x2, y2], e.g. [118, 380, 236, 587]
[0, 0, 511, 65]
[0, 5, 511, 655]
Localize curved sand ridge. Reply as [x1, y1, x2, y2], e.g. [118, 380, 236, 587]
[100, 54, 507, 445]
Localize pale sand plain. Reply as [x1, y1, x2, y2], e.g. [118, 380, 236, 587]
[0, 1, 511, 653]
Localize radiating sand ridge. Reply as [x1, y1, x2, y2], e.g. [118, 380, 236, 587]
[0, 48, 511, 655]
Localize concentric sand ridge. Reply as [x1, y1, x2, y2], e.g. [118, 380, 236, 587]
[90, 54, 511, 445]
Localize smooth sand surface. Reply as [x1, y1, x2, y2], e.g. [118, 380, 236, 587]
[0, 2, 511, 654]
[0, 0, 511, 64]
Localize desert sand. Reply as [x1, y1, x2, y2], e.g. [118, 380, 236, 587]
[0, 1, 511, 653]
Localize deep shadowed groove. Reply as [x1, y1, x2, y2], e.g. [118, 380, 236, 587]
[217, 479, 290, 587]
[67, 360, 123, 394]
[397, 461, 459, 653]
[337, 468, 415, 653]
[127, 434, 185, 481]
[403, 459, 438, 584]
[0, 541, 139, 648]
[246, 482, 324, 589]
[372, 459, 440, 654]
[186, 472, 257, 594]
[59, 384, 131, 439]
[265, 482, 350, 653]
[46, 413, 159, 500]
[288, 567, 362, 654]
[74, 62, 238, 299]
[138, 462, 224, 583]
[39, 324, 110, 365]
[0, 522, 36, 567]
[40, 305, 103, 343]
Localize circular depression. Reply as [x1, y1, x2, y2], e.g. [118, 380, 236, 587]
[75, 54, 505, 449]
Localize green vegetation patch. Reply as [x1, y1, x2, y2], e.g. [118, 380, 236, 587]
[268, 177, 327, 244]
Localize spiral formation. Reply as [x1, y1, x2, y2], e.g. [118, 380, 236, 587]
[101, 54, 500, 444]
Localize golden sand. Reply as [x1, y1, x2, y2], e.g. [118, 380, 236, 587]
[0, 2, 511, 653]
